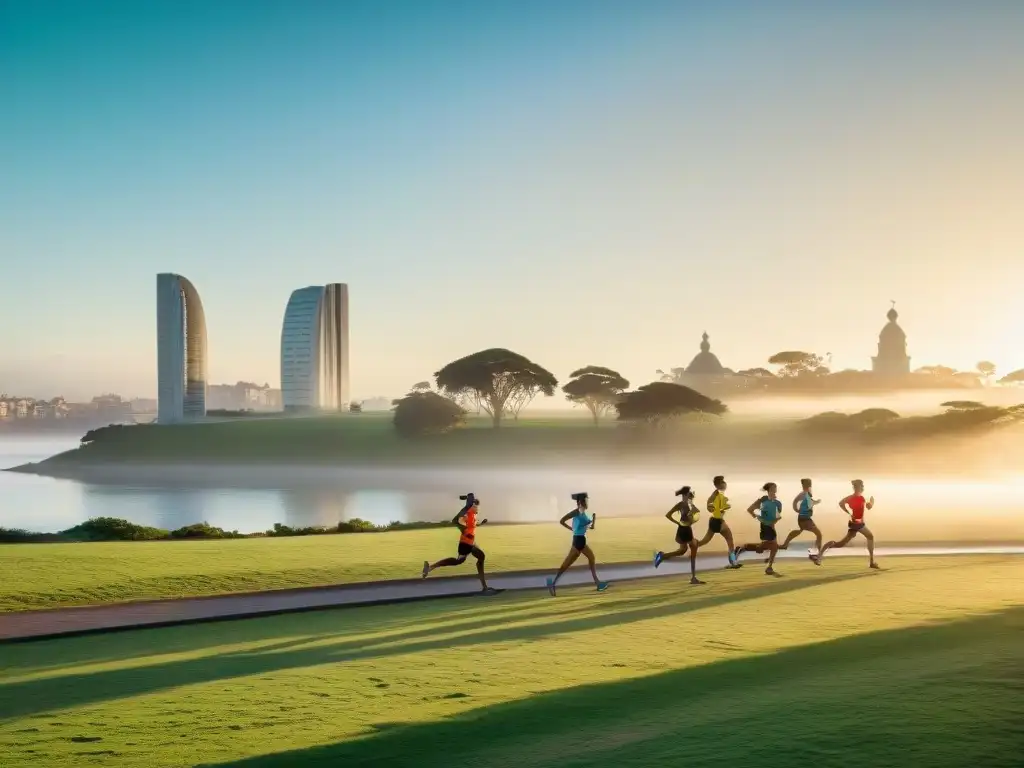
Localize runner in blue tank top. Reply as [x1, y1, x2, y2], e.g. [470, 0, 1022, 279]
[780, 478, 824, 564]
[546, 492, 609, 596]
[733, 482, 784, 576]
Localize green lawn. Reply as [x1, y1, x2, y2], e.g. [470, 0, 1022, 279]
[5, 514, 1024, 612]
[6, 513, 1024, 612]
[0, 555, 1021, 767]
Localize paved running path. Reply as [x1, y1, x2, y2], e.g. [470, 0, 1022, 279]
[2, 545, 1021, 643]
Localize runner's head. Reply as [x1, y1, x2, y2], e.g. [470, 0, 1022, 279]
[851, 479, 864, 494]
[713, 475, 726, 491]
[572, 491, 589, 510]
[801, 478, 812, 491]
[762, 482, 778, 499]
[675, 485, 694, 499]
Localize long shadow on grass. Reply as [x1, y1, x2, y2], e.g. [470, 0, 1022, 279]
[203, 605, 1024, 768]
[0, 572, 867, 720]
[0, 586, 604, 676]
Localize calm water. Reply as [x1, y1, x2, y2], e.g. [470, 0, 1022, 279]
[3, 435, 1024, 536]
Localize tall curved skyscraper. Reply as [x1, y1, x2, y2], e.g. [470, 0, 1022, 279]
[280, 283, 349, 411]
[156, 273, 208, 423]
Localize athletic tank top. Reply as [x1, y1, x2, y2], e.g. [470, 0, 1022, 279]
[759, 497, 782, 524]
[678, 503, 699, 527]
[848, 495, 866, 523]
[798, 492, 814, 517]
[711, 492, 729, 519]
[459, 508, 477, 544]
[571, 511, 592, 536]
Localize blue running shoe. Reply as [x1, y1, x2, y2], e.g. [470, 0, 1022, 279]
[653, 551, 664, 569]
[596, 581, 610, 592]
[546, 577, 556, 597]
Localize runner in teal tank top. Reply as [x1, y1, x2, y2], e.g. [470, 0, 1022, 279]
[733, 482, 784, 576]
[546, 492, 609, 596]
[780, 478, 824, 564]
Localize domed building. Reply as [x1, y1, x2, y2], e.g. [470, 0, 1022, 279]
[686, 332, 728, 376]
[871, 303, 911, 376]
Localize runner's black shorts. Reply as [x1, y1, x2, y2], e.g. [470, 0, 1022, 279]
[708, 517, 724, 534]
[572, 535, 587, 551]
[760, 524, 777, 542]
[675, 525, 694, 544]
[457, 541, 475, 556]
[848, 521, 866, 532]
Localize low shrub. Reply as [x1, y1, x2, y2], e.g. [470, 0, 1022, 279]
[0, 516, 454, 545]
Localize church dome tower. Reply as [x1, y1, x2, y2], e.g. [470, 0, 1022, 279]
[872, 303, 911, 376]
[686, 332, 726, 376]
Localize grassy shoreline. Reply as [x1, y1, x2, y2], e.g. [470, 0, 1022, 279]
[9, 411, 1022, 480]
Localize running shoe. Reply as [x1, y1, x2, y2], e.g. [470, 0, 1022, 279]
[727, 549, 737, 566]
[732, 546, 744, 563]
[421, 560, 429, 579]
[546, 577, 557, 597]
[596, 581, 610, 592]
[653, 551, 664, 569]
[870, 562, 882, 570]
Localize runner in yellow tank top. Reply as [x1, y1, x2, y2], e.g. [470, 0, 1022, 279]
[696, 475, 741, 568]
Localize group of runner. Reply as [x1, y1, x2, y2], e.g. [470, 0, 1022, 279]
[422, 477, 879, 595]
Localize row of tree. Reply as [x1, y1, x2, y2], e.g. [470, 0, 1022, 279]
[659, 351, 1024, 386]
[392, 348, 726, 436]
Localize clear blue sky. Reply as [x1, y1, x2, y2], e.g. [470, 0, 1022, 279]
[2, 1, 1023, 400]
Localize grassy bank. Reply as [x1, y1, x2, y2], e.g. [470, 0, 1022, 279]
[4, 515, 1024, 612]
[0, 555, 1020, 767]
[13, 410, 1023, 478]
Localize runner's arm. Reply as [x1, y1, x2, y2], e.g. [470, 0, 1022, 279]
[665, 501, 684, 524]
[559, 511, 577, 531]
[706, 492, 717, 514]
[746, 498, 761, 518]
[866, 496, 875, 510]
[792, 493, 803, 514]
[838, 495, 852, 516]
[590, 513, 596, 530]
[452, 512, 467, 533]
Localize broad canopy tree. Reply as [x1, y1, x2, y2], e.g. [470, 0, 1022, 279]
[768, 351, 829, 377]
[999, 368, 1024, 385]
[562, 366, 630, 425]
[434, 348, 557, 428]
[976, 361, 996, 381]
[616, 382, 727, 425]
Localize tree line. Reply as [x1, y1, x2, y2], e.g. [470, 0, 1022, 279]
[391, 348, 725, 436]
[659, 351, 1024, 389]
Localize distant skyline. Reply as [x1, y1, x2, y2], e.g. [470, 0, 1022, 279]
[2, 1, 1023, 400]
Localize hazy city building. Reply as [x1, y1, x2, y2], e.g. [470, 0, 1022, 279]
[280, 283, 350, 411]
[156, 273, 208, 423]
[685, 331, 729, 376]
[872, 302, 911, 375]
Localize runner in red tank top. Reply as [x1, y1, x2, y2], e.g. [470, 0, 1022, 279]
[819, 479, 880, 569]
[422, 493, 498, 594]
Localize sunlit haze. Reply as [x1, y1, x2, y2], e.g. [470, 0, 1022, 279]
[2, 1, 1023, 400]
